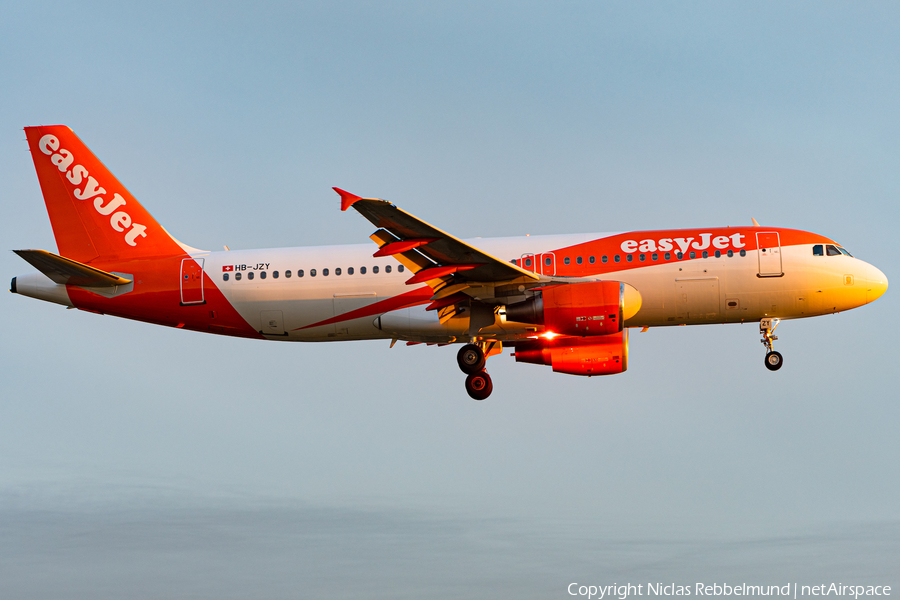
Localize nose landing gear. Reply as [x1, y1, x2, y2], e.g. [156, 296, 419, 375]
[457, 342, 498, 400]
[760, 318, 783, 371]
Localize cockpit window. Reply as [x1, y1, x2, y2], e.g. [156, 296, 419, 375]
[837, 246, 853, 257]
[813, 244, 823, 256]
[826, 245, 842, 256]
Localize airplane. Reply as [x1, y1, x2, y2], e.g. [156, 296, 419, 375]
[11, 125, 889, 400]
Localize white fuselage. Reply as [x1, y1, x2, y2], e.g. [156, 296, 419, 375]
[190, 232, 882, 343]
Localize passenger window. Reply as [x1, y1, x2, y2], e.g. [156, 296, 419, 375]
[323, 268, 329, 276]
[714, 250, 720, 258]
[373, 266, 379, 274]
[398, 264, 404, 272]
[525, 258, 532, 267]
[664, 252, 671, 260]
[739, 249, 746, 257]
[273, 271, 279, 279]
[701, 251, 708, 258]
[638, 254, 645, 261]
[335, 268, 342, 276]
[235, 272, 241, 280]
[813, 244, 824, 256]
[576, 256, 583, 265]
[260, 271, 267, 279]
[651, 253, 658, 261]
[361, 266, 367, 274]
[676, 252, 684, 259]
[564, 257, 570, 265]
[601, 256, 608, 263]
[614, 255, 620, 263]
[285, 270, 292, 278]
[385, 265, 391, 273]
[547, 257, 554, 266]
[298, 269, 304, 277]
[589, 256, 595, 264]
[310, 269, 316, 277]
[348, 267, 354, 275]
[223, 273, 229, 281]
[248, 271, 254, 280]
[689, 251, 695, 259]
[626, 255, 633, 262]
[727, 250, 733, 257]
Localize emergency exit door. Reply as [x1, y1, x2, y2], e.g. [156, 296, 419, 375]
[519, 252, 556, 276]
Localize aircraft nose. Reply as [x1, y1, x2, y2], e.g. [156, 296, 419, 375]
[866, 264, 889, 304]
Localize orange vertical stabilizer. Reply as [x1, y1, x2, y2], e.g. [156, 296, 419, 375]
[24, 125, 190, 263]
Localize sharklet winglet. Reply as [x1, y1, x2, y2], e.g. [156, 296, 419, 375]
[333, 187, 363, 212]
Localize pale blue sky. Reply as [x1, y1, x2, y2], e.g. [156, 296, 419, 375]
[1, 2, 898, 597]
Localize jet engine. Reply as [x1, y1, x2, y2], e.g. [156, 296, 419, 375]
[504, 280, 641, 336]
[512, 330, 628, 376]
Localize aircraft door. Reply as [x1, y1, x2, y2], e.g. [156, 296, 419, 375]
[756, 232, 783, 277]
[518, 252, 555, 275]
[539, 252, 556, 276]
[520, 253, 536, 272]
[180, 258, 205, 305]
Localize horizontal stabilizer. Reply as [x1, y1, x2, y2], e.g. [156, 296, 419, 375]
[13, 249, 132, 287]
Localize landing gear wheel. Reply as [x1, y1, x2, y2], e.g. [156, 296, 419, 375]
[765, 351, 784, 371]
[457, 344, 486, 374]
[465, 371, 493, 400]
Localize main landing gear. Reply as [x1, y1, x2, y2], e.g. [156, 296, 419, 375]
[760, 318, 783, 371]
[458, 343, 494, 400]
[464, 371, 493, 401]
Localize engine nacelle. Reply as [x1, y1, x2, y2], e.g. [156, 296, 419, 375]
[513, 330, 629, 376]
[504, 280, 641, 337]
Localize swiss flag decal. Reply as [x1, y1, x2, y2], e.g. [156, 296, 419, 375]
[222, 265, 234, 272]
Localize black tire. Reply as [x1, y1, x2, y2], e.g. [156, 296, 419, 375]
[465, 371, 493, 400]
[457, 344, 486, 374]
[764, 351, 783, 371]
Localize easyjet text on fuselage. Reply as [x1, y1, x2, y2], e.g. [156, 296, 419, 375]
[619, 232, 746, 255]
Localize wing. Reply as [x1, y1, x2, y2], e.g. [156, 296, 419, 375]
[335, 188, 541, 323]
